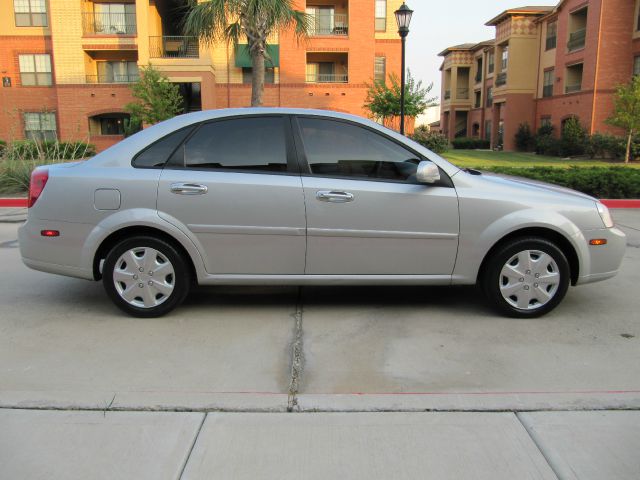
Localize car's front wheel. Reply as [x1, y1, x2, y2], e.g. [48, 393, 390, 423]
[103, 236, 190, 317]
[482, 237, 570, 318]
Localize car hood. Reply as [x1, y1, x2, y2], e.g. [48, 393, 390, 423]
[475, 170, 597, 203]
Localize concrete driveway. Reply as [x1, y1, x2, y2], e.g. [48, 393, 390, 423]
[1, 210, 639, 479]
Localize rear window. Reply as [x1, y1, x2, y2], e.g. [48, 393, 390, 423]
[132, 126, 194, 168]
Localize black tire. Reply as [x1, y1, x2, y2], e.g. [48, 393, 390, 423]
[481, 237, 570, 318]
[102, 236, 191, 318]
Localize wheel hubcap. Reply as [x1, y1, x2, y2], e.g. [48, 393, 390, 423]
[499, 249, 560, 310]
[113, 247, 175, 309]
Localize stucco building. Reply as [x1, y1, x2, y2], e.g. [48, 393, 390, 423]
[439, 1, 640, 151]
[1, 0, 402, 151]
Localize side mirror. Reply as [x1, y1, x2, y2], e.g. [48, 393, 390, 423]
[416, 160, 441, 184]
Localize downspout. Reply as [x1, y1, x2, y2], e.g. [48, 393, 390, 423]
[226, 41, 231, 108]
[590, 0, 605, 134]
[534, 19, 543, 129]
[480, 49, 486, 138]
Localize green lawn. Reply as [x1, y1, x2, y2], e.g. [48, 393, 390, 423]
[441, 149, 640, 169]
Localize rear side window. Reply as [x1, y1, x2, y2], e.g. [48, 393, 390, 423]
[132, 126, 194, 168]
[181, 117, 288, 173]
[298, 117, 420, 182]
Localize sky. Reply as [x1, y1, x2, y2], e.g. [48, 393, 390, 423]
[404, 0, 558, 120]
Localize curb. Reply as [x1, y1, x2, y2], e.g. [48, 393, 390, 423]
[1, 198, 640, 209]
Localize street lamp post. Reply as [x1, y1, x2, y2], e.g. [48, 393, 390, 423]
[394, 2, 413, 135]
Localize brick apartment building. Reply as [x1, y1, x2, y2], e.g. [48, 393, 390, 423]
[438, 0, 640, 151]
[0, 0, 402, 151]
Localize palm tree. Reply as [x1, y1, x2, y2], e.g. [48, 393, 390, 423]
[183, 0, 308, 106]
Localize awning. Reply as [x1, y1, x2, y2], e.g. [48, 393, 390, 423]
[235, 44, 280, 68]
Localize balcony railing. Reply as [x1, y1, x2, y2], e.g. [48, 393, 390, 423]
[149, 36, 198, 58]
[86, 74, 139, 84]
[82, 12, 136, 35]
[542, 84, 553, 98]
[567, 28, 586, 51]
[456, 87, 469, 99]
[308, 13, 348, 36]
[546, 35, 557, 50]
[495, 72, 507, 86]
[565, 83, 581, 93]
[444, 90, 451, 100]
[306, 73, 348, 83]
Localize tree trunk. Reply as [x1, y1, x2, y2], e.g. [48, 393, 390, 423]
[250, 46, 265, 107]
[625, 130, 633, 164]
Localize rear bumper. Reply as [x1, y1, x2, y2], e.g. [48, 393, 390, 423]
[18, 218, 95, 280]
[576, 226, 626, 285]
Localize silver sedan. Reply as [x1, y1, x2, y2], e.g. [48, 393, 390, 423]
[19, 108, 626, 317]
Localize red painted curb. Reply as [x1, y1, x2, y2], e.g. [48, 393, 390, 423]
[1, 198, 640, 209]
[601, 199, 640, 209]
[0, 198, 28, 207]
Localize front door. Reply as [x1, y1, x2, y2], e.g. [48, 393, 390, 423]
[157, 116, 306, 275]
[294, 116, 459, 275]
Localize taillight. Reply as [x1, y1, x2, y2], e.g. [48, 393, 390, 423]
[28, 168, 49, 208]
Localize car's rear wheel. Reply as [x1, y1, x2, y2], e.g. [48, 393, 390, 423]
[482, 237, 570, 318]
[103, 236, 190, 317]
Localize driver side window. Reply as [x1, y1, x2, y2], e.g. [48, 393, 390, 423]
[298, 117, 421, 182]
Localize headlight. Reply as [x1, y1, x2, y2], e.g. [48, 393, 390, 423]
[596, 202, 614, 228]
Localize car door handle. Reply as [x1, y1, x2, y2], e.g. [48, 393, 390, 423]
[316, 190, 354, 203]
[170, 183, 208, 195]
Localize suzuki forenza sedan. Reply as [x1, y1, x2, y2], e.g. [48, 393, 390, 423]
[19, 108, 626, 318]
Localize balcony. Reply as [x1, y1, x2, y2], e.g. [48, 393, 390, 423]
[149, 36, 198, 58]
[306, 73, 348, 83]
[474, 72, 482, 83]
[495, 72, 507, 86]
[444, 90, 451, 100]
[86, 73, 139, 84]
[307, 12, 348, 36]
[456, 88, 469, 100]
[82, 12, 136, 35]
[543, 84, 553, 98]
[565, 84, 581, 94]
[567, 28, 586, 52]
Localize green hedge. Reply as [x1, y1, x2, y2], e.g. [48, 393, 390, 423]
[452, 137, 490, 150]
[480, 166, 640, 199]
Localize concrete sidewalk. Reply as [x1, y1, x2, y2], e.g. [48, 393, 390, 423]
[1, 409, 639, 479]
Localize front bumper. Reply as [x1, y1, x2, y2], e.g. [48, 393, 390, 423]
[576, 226, 626, 285]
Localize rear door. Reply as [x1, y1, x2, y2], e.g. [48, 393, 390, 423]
[294, 116, 459, 275]
[157, 115, 306, 275]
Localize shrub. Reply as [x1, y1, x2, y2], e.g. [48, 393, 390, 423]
[451, 137, 490, 149]
[560, 117, 587, 156]
[410, 126, 448, 154]
[585, 133, 625, 160]
[0, 140, 6, 154]
[6, 140, 95, 161]
[480, 166, 640, 199]
[515, 123, 535, 152]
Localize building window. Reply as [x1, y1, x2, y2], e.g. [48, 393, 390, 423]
[634, 56, 640, 76]
[474, 90, 481, 109]
[19, 54, 52, 86]
[485, 120, 492, 142]
[88, 3, 136, 35]
[14, 0, 47, 26]
[374, 57, 386, 83]
[487, 51, 495, 74]
[24, 112, 56, 141]
[568, 7, 588, 52]
[543, 69, 554, 98]
[546, 21, 557, 50]
[90, 113, 129, 136]
[475, 58, 483, 83]
[486, 86, 493, 107]
[242, 67, 275, 84]
[501, 46, 508, 71]
[565, 63, 583, 93]
[92, 61, 138, 83]
[541, 117, 552, 128]
[375, 0, 386, 31]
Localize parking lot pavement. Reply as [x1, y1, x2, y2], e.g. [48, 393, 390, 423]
[0, 409, 204, 480]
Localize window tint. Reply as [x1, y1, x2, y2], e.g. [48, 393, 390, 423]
[133, 126, 194, 168]
[183, 117, 288, 173]
[299, 118, 420, 182]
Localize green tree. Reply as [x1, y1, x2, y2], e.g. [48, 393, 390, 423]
[183, 0, 308, 107]
[606, 76, 640, 163]
[364, 70, 438, 126]
[125, 65, 184, 126]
